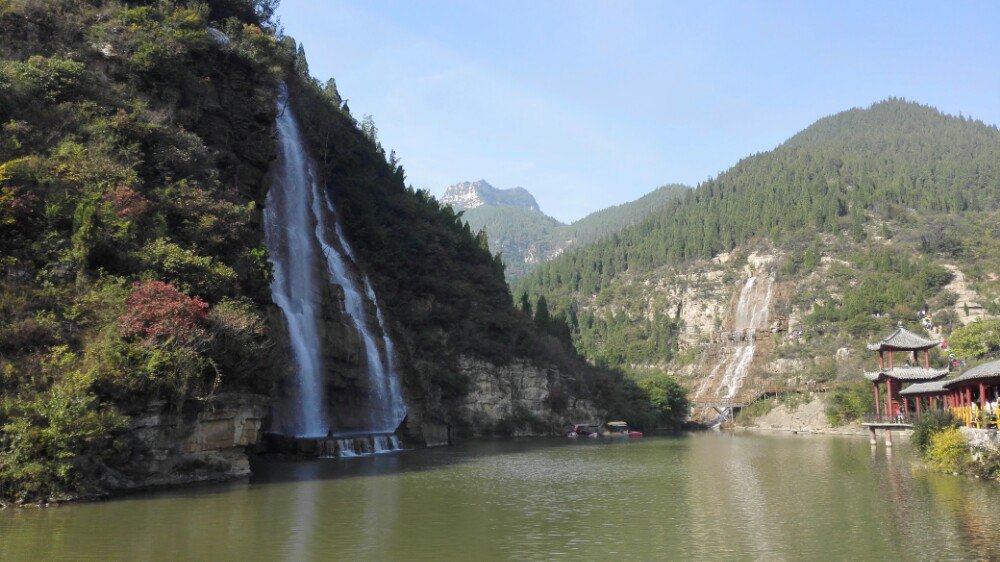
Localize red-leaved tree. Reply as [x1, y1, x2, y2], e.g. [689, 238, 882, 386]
[118, 280, 209, 345]
[103, 184, 148, 220]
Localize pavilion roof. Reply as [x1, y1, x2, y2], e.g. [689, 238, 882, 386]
[898, 379, 950, 396]
[866, 326, 941, 352]
[862, 366, 949, 382]
[943, 359, 1000, 388]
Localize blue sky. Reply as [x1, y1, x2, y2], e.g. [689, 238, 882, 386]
[277, 1, 1000, 223]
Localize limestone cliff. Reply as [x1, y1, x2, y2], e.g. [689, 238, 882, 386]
[403, 356, 602, 445]
[107, 393, 268, 493]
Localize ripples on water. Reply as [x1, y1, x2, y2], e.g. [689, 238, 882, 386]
[1, 433, 999, 560]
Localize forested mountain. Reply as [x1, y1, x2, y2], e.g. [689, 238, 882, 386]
[514, 100, 1000, 383]
[0, 0, 674, 503]
[452, 182, 689, 279]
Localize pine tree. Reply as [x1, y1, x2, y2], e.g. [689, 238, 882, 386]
[535, 295, 550, 326]
[323, 78, 342, 106]
[519, 291, 532, 316]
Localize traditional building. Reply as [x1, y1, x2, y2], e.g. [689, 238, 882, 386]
[863, 325, 948, 422]
[942, 359, 1000, 427]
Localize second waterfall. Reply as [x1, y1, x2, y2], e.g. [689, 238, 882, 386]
[264, 84, 407, 438]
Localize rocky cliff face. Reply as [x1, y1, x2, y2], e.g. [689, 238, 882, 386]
[441, 180, 541, 212]
[403, 356, 602, 445]
[108, 393, 269, 492]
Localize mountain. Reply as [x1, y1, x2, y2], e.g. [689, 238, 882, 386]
[441, 179, 541, 211]
[0, 0, 673, 504]
[514, 99, 1000, 405]
[446, 181, 689, 279]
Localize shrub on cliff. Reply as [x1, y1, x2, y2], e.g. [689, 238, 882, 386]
[207, 297, 274, 392]
[118, 280, 209, 345]
[926, 427, 971, 473]
[911, 410, 960, 455]
[102, 281, 216, 404]
[0, 349, 127, 503]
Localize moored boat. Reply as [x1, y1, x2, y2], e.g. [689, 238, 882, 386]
[604, 421, 643, 438]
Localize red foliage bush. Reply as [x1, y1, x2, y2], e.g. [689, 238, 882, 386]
[0, 186, 34, 227]
[103, 184, 147, 220]
[118, 280, 209, 344]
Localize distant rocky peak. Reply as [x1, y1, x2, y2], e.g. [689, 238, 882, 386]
[442, 179, 542, 212]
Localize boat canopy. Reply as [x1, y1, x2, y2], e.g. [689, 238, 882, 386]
[608, 421, 628, 426]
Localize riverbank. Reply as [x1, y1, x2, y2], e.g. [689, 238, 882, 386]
[733, 396, 875, 437]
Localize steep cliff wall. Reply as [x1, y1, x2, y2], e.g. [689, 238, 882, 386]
[403, 356, 602, 445]
[108, 393, 269, 493]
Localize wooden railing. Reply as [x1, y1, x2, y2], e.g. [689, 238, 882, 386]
[865, 407, 1000, 429]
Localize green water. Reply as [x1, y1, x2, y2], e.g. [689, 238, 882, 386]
[2, 432, 999, 560]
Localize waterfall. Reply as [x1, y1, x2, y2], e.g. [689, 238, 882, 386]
[264, 85, 329, 437]
[323, 211, 407, 433]
[265, 83, 407, 437]
[697, 273, 774, 403]
[714, 275, 774, 399]
[336, 439, 357, 458]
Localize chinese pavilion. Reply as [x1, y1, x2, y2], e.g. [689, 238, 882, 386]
[863, 324, 948, 423]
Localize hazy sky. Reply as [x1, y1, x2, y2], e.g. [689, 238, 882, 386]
[276, 1, 1000, 222]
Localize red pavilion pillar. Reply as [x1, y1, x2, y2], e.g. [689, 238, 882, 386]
[874, 382, 882, 420]
[885, 378, 894, 421]
[965, 386, 973, 427]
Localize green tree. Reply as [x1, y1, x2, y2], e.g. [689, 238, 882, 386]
[534, 295, 550, 326]
[639, 375, 689, 428]
[947, 319, 1000, 360]
[322, 77, 342, 106]
[519, 291, 532, 316]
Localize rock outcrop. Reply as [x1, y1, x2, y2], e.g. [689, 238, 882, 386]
[741, 396, 864, 435]
[403, 356, 603, 444]
[459, 356, 602, 436]
[441, 180, 541, 212]
[111, 392, 269, 491]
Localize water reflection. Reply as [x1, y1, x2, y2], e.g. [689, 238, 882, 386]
[1, 434, 999, 560]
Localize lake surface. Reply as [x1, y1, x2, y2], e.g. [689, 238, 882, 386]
[2, 432, 999, 560]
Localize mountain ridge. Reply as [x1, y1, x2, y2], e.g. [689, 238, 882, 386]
[441, 179, 542, 212]
[514, 98, 1000, 401]
[446, 181, 689, 279]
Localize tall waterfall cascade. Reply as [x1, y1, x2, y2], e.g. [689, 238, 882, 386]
[264, 84, 407, 438]
[696, 270, 775, 402]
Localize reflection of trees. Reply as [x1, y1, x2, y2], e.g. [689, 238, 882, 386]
[925, 474, 1000, 555]
[869, 446, 1000, 559]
